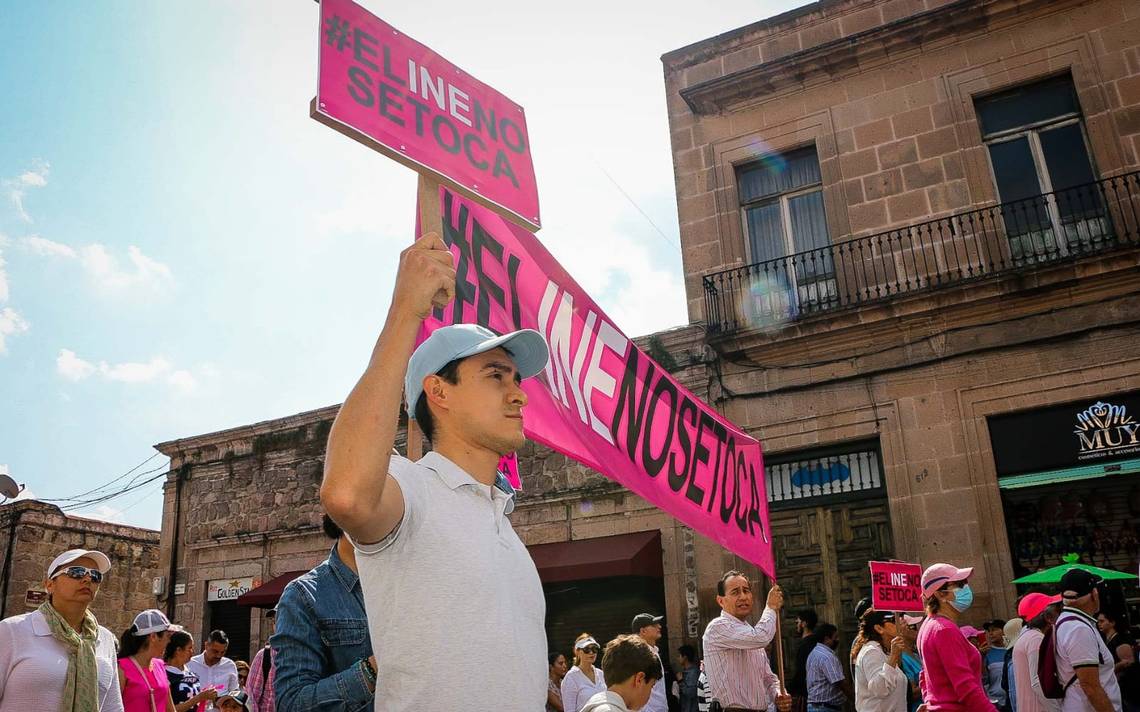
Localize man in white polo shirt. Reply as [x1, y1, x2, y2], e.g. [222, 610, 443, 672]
[1054, 568, 1120, 712]
[321, 233, 550, 711]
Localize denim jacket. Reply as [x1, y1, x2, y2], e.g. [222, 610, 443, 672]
[271, 545, 373, 712]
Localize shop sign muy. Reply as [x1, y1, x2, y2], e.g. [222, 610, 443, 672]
[207, 577, 259, 602]
[988, 391, 1140, 476]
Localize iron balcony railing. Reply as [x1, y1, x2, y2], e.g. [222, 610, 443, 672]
[703, 170, 1140, 335]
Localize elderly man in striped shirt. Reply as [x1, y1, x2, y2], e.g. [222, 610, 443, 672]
[702, 571, 792, 712]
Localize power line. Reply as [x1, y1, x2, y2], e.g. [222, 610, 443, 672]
[592, 159, 683, 255]
[57, 468, 169, 512]
[39, 451, 163, 503]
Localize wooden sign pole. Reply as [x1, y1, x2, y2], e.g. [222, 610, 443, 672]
[775, 614, 787, 695]
[406, 174, 444, 462]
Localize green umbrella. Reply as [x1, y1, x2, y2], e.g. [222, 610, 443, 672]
[1013, 553, 1139, 584]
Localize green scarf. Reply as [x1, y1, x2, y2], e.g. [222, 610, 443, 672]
[37, 601, 101, 712]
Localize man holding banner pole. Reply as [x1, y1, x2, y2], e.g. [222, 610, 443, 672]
[702, 571, 793, 712]
[320, 233, 552, 711]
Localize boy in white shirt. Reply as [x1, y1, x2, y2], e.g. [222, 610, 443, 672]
[581, 635, 664, 712]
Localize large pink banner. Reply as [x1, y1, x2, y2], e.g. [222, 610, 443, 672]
[417, 187, 775, 576]
[315, 0, 540, 230]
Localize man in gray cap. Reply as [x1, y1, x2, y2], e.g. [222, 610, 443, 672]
[321, 232, 551, 712]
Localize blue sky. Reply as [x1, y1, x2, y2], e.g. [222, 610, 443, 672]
[0, 0, 801, 528]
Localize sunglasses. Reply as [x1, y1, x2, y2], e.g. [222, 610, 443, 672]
[581, 647, 600, 654]
[52, 566, 104, 584]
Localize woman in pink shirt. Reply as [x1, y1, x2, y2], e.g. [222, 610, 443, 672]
[117, 610, 176, 712]
[916, 563, 998, 712]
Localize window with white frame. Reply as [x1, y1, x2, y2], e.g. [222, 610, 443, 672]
[736, 145, 835, 315]
[974, 74, 1106, 261]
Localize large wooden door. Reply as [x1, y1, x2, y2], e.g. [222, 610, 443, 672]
[768, 496, 894, 678]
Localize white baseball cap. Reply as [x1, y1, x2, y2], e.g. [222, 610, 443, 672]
[46, 549, 112, 579]
[132, 609, 172, 636]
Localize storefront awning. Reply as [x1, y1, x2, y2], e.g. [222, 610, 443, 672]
[236, 571, 308, 608]
[997, 457, 1140, 489]
[527, 531, 663, 583]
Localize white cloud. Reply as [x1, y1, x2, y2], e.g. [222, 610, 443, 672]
[312, 183, 415, 243]
[18, 169, 47, 188]
[57, 349, 97, 381]
[0, 307, 29, 354]
[72, 504, 125, 523]
[21, 234, 76, 258]
[80, 244, 173, 293]
[20, 237, 173, 295]
[0, 249, 9, 303]
[56, 348, 201, 393]
[4, 160, 49, 223]
[167, 369, 198, 393]
[100, 356, 172, 383]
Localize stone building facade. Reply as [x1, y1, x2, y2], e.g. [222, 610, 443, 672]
[0, 500, 160, 635]
[153, 406, 345, 663]
[662, 0, 1140, 651]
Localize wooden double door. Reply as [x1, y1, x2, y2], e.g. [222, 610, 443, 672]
[767, 495, 895, 686]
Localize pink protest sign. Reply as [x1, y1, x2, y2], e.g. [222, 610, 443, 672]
[415, 187, 775, 575]
[869, 561, 924, 612]
[314, 0, 541, 231]
[498, 452, 521, 491]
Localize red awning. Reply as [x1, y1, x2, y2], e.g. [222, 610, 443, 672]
[527, 531, 663, 583]
[236, 571, 308, 608]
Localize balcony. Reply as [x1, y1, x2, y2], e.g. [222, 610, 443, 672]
[702, 170, 1140, 335]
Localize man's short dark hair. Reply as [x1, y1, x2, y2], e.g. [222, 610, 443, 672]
[321, 513, 343, 540]
[717, 570, 748, 596]
[984, 619, 1006, 631]
[208, 630, 229, 646]
[412, 359, 462, 442]
[678, 644, 697, 663]
[795, 609, 818, 630]
[815, 622, 838, 640]
[602, 634, 662, 686]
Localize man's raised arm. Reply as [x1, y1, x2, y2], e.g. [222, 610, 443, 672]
[320, 234, 455, 544]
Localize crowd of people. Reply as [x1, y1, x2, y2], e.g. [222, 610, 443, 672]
[2, 242, 1138, 712]
[777, 564, 1140, 712]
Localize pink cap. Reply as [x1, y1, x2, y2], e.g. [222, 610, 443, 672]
[1017, 592, 1062, 620]
[960, 625, 983, 637]
[921, 563, 974, 598]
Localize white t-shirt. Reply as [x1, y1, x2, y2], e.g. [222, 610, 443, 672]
[0, 610, 124, 712]
[1054, 608, 1121, 712]
[186, 653, 239, 711]
[353, 452, 547, 711]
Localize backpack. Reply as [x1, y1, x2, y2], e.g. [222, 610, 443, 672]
[1038, 614, 1103, 699]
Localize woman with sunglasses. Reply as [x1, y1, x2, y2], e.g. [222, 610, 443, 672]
[852, 609, 908, 711]
[917, 563, 997, 712]
[0, 548, 124, 711]
[561, 633, 607, 712]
